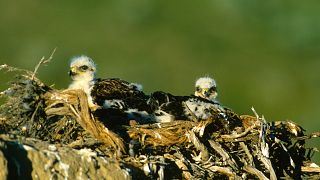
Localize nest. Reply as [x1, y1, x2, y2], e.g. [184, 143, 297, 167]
[0, 63, 319, 179]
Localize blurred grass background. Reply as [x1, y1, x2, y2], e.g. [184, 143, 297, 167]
[0, 1, 319, 163]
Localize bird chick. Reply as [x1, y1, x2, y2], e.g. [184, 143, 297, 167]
[68, 55, 97, 108]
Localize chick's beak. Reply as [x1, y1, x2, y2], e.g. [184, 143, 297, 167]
[202, 88, 210, 97]
[68, 67, 77, 76]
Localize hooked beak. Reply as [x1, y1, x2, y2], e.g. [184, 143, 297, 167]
[69, 67, 77, 76]
[202, 88, 210, 97]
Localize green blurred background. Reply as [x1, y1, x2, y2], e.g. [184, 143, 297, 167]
[0, 1, 319, 163]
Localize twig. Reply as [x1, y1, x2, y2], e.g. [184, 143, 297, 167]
[296, 132, 320, 140]
[301, 166, 320, 173]
[170, 150, 193, 179]
[68, 104, 82, 120]
[243, 166, 268, 180]
[0, 64, 31, 74]
[250, 111, 277, 180]
[251, 108, 271, 158]
[239, 142, 254, 166]
[260, 156, 277, 180]
[192, 118, 212, 137]
[261, 117, 271, 160]
[274, 137, 295, 168]
[251, 107, 260, 121]
[221, 125, 255, 139]
[175, 160, 192, 179]
[208, 140, 238, 170]
[253, 108, 270, 159]
[187, 130, 209, 161]
[30, 102, 41, 125]
[205, 165, 239, 180]
[31, 48, 57, 80]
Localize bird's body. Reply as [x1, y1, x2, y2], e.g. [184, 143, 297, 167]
[92, 78, 154, 124]
[149, 91, 225, 123]
[91, 78, 147, 107]
[68, 55, 154, 125]
[68, 56, 146, 107]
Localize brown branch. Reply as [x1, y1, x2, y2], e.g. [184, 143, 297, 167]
[220, 125, 255, 139]
[167, 151, 194, 179]
[208, 140, 238, 170]
[239, 142, 254, 166]
[205, 165, 239, 179]
[301, 166, 320, 173]
[187, 130, 209, 161]
[243, 166, 268, 180]
[260, 155, 277, 180]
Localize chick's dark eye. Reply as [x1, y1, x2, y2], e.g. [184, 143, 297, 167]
[80, 65, 89, 71]
[209, 87, 217, 92]
[196, 87, 201, 92]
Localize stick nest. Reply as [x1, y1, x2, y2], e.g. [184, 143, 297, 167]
[0, 65, 319, 179]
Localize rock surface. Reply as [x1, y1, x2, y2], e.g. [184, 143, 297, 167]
[0, 135, 129, 180]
